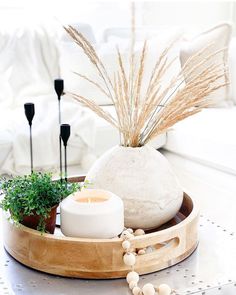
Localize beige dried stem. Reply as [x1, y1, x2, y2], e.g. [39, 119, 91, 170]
[65, 8, 228, 147]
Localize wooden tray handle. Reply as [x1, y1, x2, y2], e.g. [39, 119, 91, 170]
[135, 237, 180, 264]
[130, 230, 185, 265]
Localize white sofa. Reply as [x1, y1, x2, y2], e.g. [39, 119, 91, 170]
[163, 107, 236, 176]
[162, 34, 236, 180]
[101, 24, 236, 182]
[0, 22, 235, 178]
[0, 23, 167, 175]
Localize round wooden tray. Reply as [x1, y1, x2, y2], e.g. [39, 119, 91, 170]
[2, 176, 199, 279]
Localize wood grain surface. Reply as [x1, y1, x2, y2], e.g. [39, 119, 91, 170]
[2, 176, 199, 279]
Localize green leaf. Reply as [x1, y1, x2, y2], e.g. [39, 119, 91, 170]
[0, 172, 80, 233]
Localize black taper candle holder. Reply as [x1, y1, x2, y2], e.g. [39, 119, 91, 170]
[24, 103, 35, 174]
[54, 79, 64, 182]
[60, 124, 70, 182]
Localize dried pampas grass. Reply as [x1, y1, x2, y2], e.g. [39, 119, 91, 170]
[64, 10, 228, 147]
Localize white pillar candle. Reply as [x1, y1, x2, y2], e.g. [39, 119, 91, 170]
[60, 189, 124, 239]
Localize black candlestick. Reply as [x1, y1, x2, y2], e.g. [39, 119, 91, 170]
[54, 79, 64, 99]
[54, 79, 64, 181]
[60, 124, 70, 182]
[24, 103, 35, 174]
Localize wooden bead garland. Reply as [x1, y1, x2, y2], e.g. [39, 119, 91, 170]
[157, 284, 172, 295]
[126, 271, 140, 283]
[122, 240, 131, 250]
[134, 229, 145, 236]
[138, 249, 146, 255]
[129, 281, 138, 289]
[123, 252, 136, 266]
[132, 287, 142, 295]
[142, 283, 155, 295]
[121, 228, 175, 295]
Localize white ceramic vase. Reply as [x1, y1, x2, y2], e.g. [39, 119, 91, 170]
[86, 145, 183, 229]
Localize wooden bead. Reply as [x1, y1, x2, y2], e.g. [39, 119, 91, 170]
[142, 283, 155, 295]
[122, 240, 131, 250]
[137, 247, 146, 251]
[127, 232, 134, 239]
[132, 286, 142, 295]
[126, 271, 139, 283]
[120, 230, 129, 239]
[145, 246, 153, 253]
[127, 228, 134, 234]
[134, 229, 145, 236]
[123, 252, 136, 266]
[129, 281, 138, 290]
[138, 249, 146, 255]
[121, 231, 134, 239]
[158, 284, 172, 295]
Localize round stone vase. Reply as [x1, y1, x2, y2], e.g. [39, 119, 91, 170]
[86, 145, 183, 229]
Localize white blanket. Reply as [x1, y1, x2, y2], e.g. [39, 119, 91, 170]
[0, 95, 96, 175]
[0, 94, 95, 174]
[0, 25, 97, 175]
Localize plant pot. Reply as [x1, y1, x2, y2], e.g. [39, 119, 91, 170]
[86, 145, 183, 229]
[20, 204, 58, 234]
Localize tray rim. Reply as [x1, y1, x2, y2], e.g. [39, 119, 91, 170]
[2, 192, 199, 243]
[2, 185, 200, 279]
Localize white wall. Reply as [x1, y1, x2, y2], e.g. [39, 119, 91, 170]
[0, 0, 235, 37]
[141, 1, 235, 34]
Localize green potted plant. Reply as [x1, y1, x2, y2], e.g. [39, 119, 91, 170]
[0, 172, 79, 233]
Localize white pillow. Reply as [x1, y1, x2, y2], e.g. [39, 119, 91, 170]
[59, 28, 183, 106]
[110, 35, 183, 97]
[180, 23, 232, 107]
[59, 41, 113, 105]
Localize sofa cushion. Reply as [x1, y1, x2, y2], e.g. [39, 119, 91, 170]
[164, 107, 236, 175]
[180, 23, 232, 107]
[59, 25, 183, 106]
[59, 40, 113, 106]
[92, 106, 166, 157]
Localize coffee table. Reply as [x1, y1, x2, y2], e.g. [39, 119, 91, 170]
[0, 170, 236, 295]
